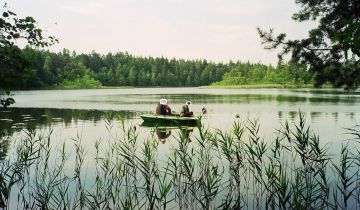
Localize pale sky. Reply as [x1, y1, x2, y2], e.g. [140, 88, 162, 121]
[10, 0, 316, 65]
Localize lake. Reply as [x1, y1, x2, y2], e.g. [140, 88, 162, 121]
[1, 88, 360, 209]
[3, 88, 359, 145]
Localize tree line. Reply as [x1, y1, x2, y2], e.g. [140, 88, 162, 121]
[1, 46, 316, 89]
[2, 0, 359, 91]
[213, 61, 313, 86]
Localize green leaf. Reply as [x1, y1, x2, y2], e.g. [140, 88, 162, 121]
[8, 11, 16, 16]
[25, 16, 35, 23]
[7, 98, 15, 104]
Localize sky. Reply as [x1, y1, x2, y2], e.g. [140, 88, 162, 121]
[9, 0, 316, 65]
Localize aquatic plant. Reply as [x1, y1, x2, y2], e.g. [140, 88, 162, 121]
[0, 114, 360, 209]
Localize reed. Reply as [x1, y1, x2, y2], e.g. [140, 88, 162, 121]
[0, 113, 360, 209]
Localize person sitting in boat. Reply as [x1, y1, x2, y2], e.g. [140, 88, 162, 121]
[180, 101, 193, 117]
[155, 98, 172, 115]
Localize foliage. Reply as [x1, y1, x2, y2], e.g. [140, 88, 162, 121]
[0, 45, 30, 89]
[2, 47, 230, 88]
[212, 61, 313, 87]
[0, 3, 58, 48]
[52, 75, 101, 89]
[0, 90, 14, 108]
[2, 47, 318, 89]
[1, 114, 360, 209]
[257, 0, 360, 89]
[0, 2, 57, 108]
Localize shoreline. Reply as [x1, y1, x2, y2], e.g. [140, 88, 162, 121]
[200, 84, 316, 89]
[5, 84, 347, 91]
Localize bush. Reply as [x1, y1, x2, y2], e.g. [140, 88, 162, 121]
[53, 75, 102, 89]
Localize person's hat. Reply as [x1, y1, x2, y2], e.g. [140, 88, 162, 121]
[159, 98, 167, 105]
[186, 101, 191, 105]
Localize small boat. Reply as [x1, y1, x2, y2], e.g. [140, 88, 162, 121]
[140, 114, 201, 127]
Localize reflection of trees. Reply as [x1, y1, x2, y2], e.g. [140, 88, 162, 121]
[279, 111, 344, 122]
[276, 95, 307, 103]
[291, 89, 360, 96]
[288, 111, 298, 121]
[136, 93, 358, 105]
[310, 112, 322, 121]
[347, 112, 355, 121]
[309, 96, 356, 105]
[0, 107, 135, 136]
[105, 92, 360, 109]
[278, 111, 283, 120]
[332, 112, 338, 122]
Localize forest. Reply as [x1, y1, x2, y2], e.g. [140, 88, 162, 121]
[1, 46, 314, 89]
[1, 0, 359, 90]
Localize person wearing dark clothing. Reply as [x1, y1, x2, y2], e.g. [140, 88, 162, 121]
[180, 101, 193, 117]
[155, 98, 172, 115]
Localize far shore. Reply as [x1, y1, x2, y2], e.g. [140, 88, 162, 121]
[200, 84, 316, 89]
[9, 83, 350, 91]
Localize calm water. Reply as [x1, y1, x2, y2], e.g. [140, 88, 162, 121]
[1, 88, 360, 208]
[0, 88, 360, 132]
[0, 88, 359, 158]
[0, 89, 359, 141]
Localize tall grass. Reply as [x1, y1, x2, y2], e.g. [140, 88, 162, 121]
[0, 113, 360, 209]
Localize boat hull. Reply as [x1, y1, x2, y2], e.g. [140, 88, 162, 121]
[140, 114, 201, 127]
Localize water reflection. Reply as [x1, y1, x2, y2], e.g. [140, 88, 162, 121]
[332, 112, 339, 122]
[119, 93, 359, 105]
[290, 89, 360, 95]
[0, 128, 10, 160]
[310, 112, 323, 120]
[0, 140, 10, 160]
[68, 92, 360, 107]
[277, 110, 352, 124]
[149, 127, 195, 144]
[0, 107, 135, 136]
[179, 127, 194, 142]
[156, 129, 172, 144]
[347, 112, 355, 120]
[289, 111, 298, 121]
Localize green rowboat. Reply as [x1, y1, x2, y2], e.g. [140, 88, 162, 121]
[140, 114, 201, 127]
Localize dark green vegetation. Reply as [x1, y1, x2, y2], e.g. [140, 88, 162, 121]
[1, 113, 360, 209]
[258, 0, 360, 89]
[212, 62, 313, 87]
[0, 2, 57, 106]
[0, 3, 57, 87]
[0, 47, 316, 90]
[0, 3, 57, 48]
[0, 90, 14, 107]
